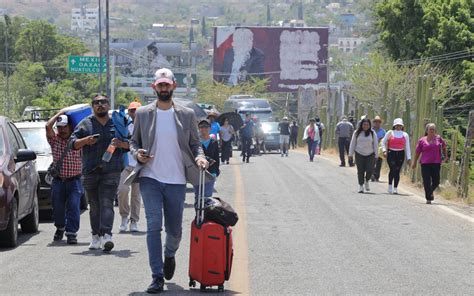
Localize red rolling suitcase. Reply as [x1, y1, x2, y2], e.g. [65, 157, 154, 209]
[188, 170, 233, 292]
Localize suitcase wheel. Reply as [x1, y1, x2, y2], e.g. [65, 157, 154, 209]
[200, 284, 206, 292]
[189, 279, 196, 288]
[218, 285, 224, 292]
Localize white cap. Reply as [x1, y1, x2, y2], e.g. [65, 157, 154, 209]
[153, 68, 175, 85]
[56, 115, 68, 127]
[393, 118, 404, 127]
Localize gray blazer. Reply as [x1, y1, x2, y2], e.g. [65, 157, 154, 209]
[126, 100, 212, 186]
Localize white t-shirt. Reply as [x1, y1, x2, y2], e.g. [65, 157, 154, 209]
[127, 122, 137, 167]
[140, 108, 186, 184]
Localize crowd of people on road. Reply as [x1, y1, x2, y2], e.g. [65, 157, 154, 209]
[44, 67, 448, 293]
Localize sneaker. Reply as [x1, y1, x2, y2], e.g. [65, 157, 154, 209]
[339, 163, 346, 167]
[119, 217, 129, 232]
[370, 176, 376, 182]
[147, 277, 164, 294]
[163, 256, 176, 280]
[426, 200, 432, 204]
[365, 181, 370, 192]
[393, 187, 398, 194]
[388, 185, 393, 194]
[130, 220, 139, 232]
[89, 234, 101, 250]
[358, 185, 364, 193]
[226, 161, 229, 164]
[281, 153, 284, 157]
[102, 234, 114, 252]
[66, 235, 78, 245]
[285, 153, 288, 157]
[53, 229, 65, 241]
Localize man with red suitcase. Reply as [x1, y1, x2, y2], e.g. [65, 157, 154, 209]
[129, 68, 209, 293]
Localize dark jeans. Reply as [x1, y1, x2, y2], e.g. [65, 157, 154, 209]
[373, 157, 383, 180]
[242, 136, 252, 160]
[387, 150, 405, 187]
[221, 140, 232, 162]
[338, 137, 352, 165]
[82, 172, 121, 236]
[421, 164, 441, 201]
[307, 139, 319, 161]
[290, 134, 297, 149]
[355, 153, 375, 185]
[51, 177, 83, 236]
[139, 177, 186, 279]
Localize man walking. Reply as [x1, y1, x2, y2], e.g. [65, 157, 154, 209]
[129, 68, 208, 294]
[70, 95, 129, 252]
[278, 116, 290, 157]
[117, 101, 142, 232]
[240, 113, 255, 163]
[371, 116, 386, 181]
[315, 117, 325, 153]
[335, 115, 354, 167]
[290, 121, 298, 149]
[46, 110, 83, 244]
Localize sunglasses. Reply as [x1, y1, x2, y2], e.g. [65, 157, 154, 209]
[92, 99, 109, 106]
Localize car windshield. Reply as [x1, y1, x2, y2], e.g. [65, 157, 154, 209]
[251, 100, 271, 108]
[261, 122, 279, 133]
[238, 110, 273, 122]
[18, 128, 51, 155]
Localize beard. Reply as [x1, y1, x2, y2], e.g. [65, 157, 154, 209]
[157, 90, 173, 102]
[96, 111, 108, 118]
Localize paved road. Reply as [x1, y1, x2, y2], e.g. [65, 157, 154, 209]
[1, 150, 473, 295]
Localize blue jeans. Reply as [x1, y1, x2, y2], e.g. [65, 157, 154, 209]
[82, 172, 121, 236]
[307, 139, 319, 161]
[193, 180, 215, 200]
[51, 178, 83, 236]
[139, 177, 186, 279]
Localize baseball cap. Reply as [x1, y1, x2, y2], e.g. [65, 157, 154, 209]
[198, 119, 211, 127]
[56, 115, 68, 127]
[153, 68, 175, 85]
[373, 116, 382, 122]
[393, 118, 404, 127]
[283, 116, 288, 120]
[128, 101, 142, 110]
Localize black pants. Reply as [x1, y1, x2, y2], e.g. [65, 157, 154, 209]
[387, 150, 405, 187]
[421, 164, 441, 201]
[355, 153, 375, 185]
[242, 136, 252, 160]
[290, 134, 297, 149]
[338, 137, 352, 165]
[221, 140, 232, 162]
[373, 157, 383, 180]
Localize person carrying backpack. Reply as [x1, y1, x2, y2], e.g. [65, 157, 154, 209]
[315, 117, 325, 153]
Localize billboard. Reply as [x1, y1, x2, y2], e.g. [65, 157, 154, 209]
[213, 26, 329, 92]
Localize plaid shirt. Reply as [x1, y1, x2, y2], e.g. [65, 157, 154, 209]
[70, 115, 125, 175]
[48, 135, 82, 179]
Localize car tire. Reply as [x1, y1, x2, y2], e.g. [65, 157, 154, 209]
[20, 189, 39, 233]
[0, 198, 18, 248]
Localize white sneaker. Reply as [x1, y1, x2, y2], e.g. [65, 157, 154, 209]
[393, 187, 398, 194]
[388, 185, 393, 194]
[119, 217, 129, 232]
[89, 234, 101, 250]
[101, 234, 114, 252]
[365, 181, 370, 192]
[358, 185, 364, 193]
[130, 220, 139, 232]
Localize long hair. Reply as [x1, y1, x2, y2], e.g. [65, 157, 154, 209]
[424, 123, 437, 136]
[355, 118, 373, 137]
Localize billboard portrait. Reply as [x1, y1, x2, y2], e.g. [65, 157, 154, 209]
[213, 26, 329, 92]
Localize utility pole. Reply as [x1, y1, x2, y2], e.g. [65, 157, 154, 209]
[110, 55, 115, 110]
[105, 0, 110, 98]
[98, 0, 103, 94]
[4, 15, 10, 117]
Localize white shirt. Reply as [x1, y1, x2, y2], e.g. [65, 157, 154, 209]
[127, 122, 137, 167]
[140, 107, 186, 184]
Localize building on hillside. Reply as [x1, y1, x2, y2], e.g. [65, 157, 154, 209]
[339, 13, 357, 29]
[71, 6, 100, 31]
[337, 37, 366, 53]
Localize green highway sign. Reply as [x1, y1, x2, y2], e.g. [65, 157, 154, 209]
[174, 73, 197, 87]
[68, 55, 107, 74]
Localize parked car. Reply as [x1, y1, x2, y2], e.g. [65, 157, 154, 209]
[260, 122, 281, 153]
[0, 116, 40, 247]
[15, 121, 88, 214]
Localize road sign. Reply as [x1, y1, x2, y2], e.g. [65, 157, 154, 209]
[174, 73, 197, 87]
[68, 55, 107, 74]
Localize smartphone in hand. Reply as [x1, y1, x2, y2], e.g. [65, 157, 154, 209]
[91, 134, 100, 139]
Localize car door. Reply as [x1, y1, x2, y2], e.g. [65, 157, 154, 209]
[7, 123, 33, 218]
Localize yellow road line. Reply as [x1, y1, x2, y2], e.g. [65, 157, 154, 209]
[230, 164, 251, 295]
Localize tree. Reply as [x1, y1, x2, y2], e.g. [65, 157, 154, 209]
[15, 20, 60, 63]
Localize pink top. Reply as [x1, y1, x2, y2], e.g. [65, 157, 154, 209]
[415, 136, 446, 164]
[308, 127, 315, 140]
[388, 135, 406, 150]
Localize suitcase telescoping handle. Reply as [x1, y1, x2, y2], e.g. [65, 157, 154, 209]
[196, 168, 206, 227]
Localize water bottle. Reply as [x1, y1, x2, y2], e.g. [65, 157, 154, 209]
[102, 142, 116, 162]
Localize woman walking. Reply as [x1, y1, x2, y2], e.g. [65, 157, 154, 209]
[412, 123, 447, 204]
[382, 118, 412, 194]
[348, 118, 378, 193]
[219, 118, 235, 164]
[302, 118, 320, 162]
